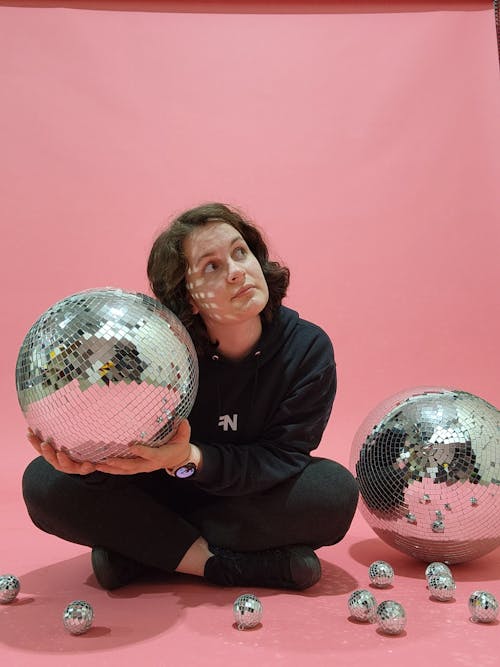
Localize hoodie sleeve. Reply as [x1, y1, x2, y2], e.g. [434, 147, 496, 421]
[192, 335, 336, 496]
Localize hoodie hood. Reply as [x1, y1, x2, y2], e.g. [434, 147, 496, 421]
[207, 307, 299, 367]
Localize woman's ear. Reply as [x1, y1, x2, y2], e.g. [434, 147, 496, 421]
[188, 294, 200, 315]
[185, 274, 200, 315]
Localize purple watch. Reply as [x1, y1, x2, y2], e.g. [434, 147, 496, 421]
[172, 461, 197, 479]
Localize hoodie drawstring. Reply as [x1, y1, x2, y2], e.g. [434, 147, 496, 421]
[251, 350, 261, 410]
[211, 353, 223, 417]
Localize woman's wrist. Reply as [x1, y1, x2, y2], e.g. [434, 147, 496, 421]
[189, 444, 202, 470]
[165, 443, 202, 475]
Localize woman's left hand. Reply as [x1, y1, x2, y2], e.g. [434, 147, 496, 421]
[95, 419, 192, 475]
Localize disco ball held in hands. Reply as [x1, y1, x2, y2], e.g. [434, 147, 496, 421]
[350, 387, 500, 564]
[16, 288, 199, 463]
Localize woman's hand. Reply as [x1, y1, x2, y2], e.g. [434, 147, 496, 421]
[94, 419, 194, 475]
[27, 428, 97, 475]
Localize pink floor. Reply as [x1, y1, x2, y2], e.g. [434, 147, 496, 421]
[1, 469, 498, 666]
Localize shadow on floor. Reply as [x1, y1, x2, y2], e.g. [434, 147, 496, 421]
[349, 537, 500, 581]
[0, 551, 358, 654]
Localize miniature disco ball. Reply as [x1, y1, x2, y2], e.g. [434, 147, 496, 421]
[368, 560, 394, 588]
[425, 562, 452, 580]
[350, 387, 500, 564]
[375, 600, 406, 635]
[0, 575, 20, 604]
[468, 591, 499, 623]
[347, 589, 378, 622]
[63, 600, 94, 635]
[233, 593, 263, 630]
[16, 287, 198, 463]
[427, 574, 456, 601]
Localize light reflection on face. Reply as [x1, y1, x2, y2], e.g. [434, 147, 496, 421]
[183, 222, 269, 331]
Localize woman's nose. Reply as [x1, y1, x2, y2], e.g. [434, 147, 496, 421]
[227, 261, 244, 283]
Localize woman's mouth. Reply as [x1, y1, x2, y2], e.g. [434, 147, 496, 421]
[233, 285, 254, 299]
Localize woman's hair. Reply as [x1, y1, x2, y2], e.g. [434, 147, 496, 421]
[147, 202, 290, 353]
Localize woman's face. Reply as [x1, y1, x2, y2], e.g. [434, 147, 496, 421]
[183, 221, 269, 329]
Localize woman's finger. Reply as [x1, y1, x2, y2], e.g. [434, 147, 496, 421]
[127, 443, 158, 460]
[95, 457, 148, 474]
[78, 462, 96, 475]
[40, 442, 60, 468]
[53, 450, 75, 473]
[27, 432, 43, 454]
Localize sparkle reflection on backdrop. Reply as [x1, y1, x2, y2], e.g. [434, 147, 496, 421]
[350, 388, 500, 563]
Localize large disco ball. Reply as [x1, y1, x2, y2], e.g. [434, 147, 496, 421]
[16, 287, 198, 463]
[350, 387, 499, 563]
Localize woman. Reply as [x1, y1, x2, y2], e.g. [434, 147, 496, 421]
[23, 202, 358, 591]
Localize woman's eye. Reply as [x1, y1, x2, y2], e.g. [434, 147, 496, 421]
[204, 262, 217, 273]
[234, 246, 247, 259]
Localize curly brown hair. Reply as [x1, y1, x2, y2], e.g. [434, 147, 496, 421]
[147, 202, 290, 354]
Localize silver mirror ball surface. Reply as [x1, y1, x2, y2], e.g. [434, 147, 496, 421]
[0, 575, 20, 604]
[62, 600, 94, 635]
[233, 594, 263, 630]
[351, 387, 499, 563]
[16, 288, 199, 463]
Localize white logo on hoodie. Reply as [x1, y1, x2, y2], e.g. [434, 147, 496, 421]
[218, 414, 238, 431]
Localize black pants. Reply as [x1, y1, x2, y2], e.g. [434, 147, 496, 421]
[22, 456, 359, 572]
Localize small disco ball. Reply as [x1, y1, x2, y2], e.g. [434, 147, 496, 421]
[375, 600, 406, 635]
[233, 593, 263, 630]
[427, 574, 456, 601]
[350, 387, 500, 564]
[347, 589, 378, 622]
[368, 560, 394, 588]
[0, 574, 20, 604]
[425, 562, 452, 580]
[468, 591, 499, 623]
[62, 600, 94, 635]
[16, 288, 198, 463]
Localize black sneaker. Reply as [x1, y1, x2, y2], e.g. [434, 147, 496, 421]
[204, 545, 321, 590]
[91, 547, 149, 591]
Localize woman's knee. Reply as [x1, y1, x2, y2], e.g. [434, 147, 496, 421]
[22, 457, 66, 527]
[22, 457, 111, 545]
[331, 460, 359, 517]
[22, 457, 51, 507]
[301, 458, 359, 544]
[22, 457, 98, 531]
[306, 458, 358, 503]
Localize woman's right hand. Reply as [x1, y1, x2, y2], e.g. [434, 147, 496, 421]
[27, 428, 97, 475]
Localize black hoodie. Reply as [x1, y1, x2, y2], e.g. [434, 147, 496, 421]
[190, 306, 336, 496]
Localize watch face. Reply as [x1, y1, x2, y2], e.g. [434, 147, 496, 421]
[174, 462, 197, 479]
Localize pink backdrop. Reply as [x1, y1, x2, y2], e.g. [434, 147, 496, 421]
[0, 4, 499, 666]
[1, 2, 499, 499]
